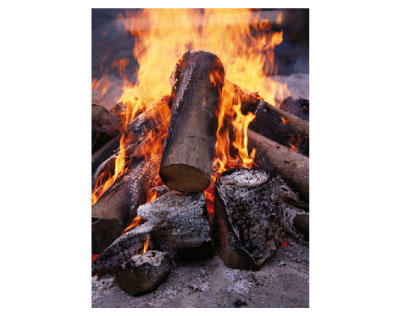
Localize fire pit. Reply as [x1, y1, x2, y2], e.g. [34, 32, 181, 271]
[92, 8, 309, 308]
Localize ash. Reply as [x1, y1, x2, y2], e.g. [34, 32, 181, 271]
[92, 237, 308, 308]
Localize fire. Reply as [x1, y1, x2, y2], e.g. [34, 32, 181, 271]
[123, 215, 146, 234]
[92, 134, 126, 205]
[143, 235, 150, 253]
[92, 9, 289, 214]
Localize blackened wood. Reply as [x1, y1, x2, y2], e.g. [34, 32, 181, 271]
[137, 191, 212, 260]
[116, 250, 171, 296]
[92, 222, 153, 275]
[92, 134, 121, 175]
[213, 168, 283, 270]
[279, 97, 309, 121]
[249, 100, 309, 156]
[92, 217, 124, 254]
[224, 80, 261, 114]
[280, 179, 309, 211]
[159, 50, 225, 193]
[92, 104, 120, 153]
[248, 130, 309, 201]
[91, 160, 157, 253]
[294, 214, 309, 241]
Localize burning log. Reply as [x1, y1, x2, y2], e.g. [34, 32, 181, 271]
[92, 104, 120, 153]
[248, 130, 309, 201]
[160, 50, 225, 193]
[116, 250, 172, 296]
[249, 100, 309, 156]
[137, 191, 212, 260]
[213, 168, 283, 270]
[92, 160, 157, 253]
[93, 191, 211, 274]
[92, 222, 153, 275]
[279, 97, 309, 122]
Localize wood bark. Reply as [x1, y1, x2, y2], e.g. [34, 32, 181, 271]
[92, 160, 158, 253]
[92, 104, 120, 153]
[213, 168, 283, 270]
[249, 100, 309, 156]
[137, 191, 212, 260]
[116, 250, 172, 296]
[159, 50, 225, 193]
[248, 129, 309, 201]
[93, 191, 211, 274]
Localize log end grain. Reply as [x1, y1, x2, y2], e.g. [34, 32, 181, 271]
[159, 163, 210, 193]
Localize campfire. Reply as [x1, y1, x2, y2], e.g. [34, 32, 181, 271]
[92, 9, 309, 301]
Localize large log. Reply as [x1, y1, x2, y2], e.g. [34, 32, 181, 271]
[213, 168, 283, 270]
[249, 100, 309, 156]
[159, 50, 225, 193]
[248, 129, 309, 201]
[92, 160, 158, 253]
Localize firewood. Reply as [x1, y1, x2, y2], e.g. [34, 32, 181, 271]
[294, 214, 309, 241]
[160, 50, 225, 193]
[92, 160, 157, 253]
[92, 134, 121, 175]
[213, 168, 283, 270]
[137, 191, 212, 260]
[93, 191, 211, 274]
[92, 217, 124, 254]
[92, 104, 120, 153]
[248, 129, 309, 201]
[116, 250, 172, 296]
[249, 100, 309, 156]
[282, 202, 309, 241]
[92, 222, 153, 275]
[279, 97, 309, 121]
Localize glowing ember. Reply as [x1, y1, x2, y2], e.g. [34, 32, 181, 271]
[123, 216, 146, 234]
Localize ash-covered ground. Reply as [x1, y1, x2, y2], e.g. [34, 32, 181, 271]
[92, 237, 308, 308]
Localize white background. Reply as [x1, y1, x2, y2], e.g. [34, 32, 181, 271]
[0, 0, 399, 314]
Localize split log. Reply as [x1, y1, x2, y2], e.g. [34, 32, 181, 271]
[248, 129, 309, 201]
[137, 191, 212, 260]
[92, 104, 120, 153]
[116, 250, 172, 296]
[92, 160, 157, 253]
[160, 50, 225, 193]
[249, 100, 309, 156]
[92, 222, 153, 275]
[93, 191, 211, 274]
[213, 168, 283, 270]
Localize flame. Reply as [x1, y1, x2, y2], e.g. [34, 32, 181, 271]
[92, 9, 290, 216]
[143, 235, 150, 253]
[92, 134, 126, 205]
[123, 215, 146, 234]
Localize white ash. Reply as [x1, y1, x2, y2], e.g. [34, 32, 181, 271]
[219, 169, 270, 187]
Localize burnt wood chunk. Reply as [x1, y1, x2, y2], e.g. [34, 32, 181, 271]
[92, 222, 153, 275]
[160, 50, 225, 193]
[248, 130, 309, 201]
[282, 203, 309, 242]
[213, 168, 283, 270]
[116, 250, 172, 296]
[92, 160, 157, 252]
[249, 100, 309, 156]
[279, 97, 309, 121]
[137, 191, 212, 260]
[92, 104, 120, 153]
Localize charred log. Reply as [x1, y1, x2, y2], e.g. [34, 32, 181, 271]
[92, 104, 120, 153]
[248, 129, 309, 201]
[282, 202, 309, 242]
[249, 100, 309, 156]
[137, 191, 212, 260]
[279, 97, 309, 121]
[116, 250, 172, 296]
[213, 168, 283, 270]
[92, 222, 153, 275]
[160, 50, 225, 193]
[92, 160, 158, 253]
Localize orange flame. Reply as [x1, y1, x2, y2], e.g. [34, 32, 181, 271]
[92, 9, 290, 216]
[143, 235, 150, 253]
